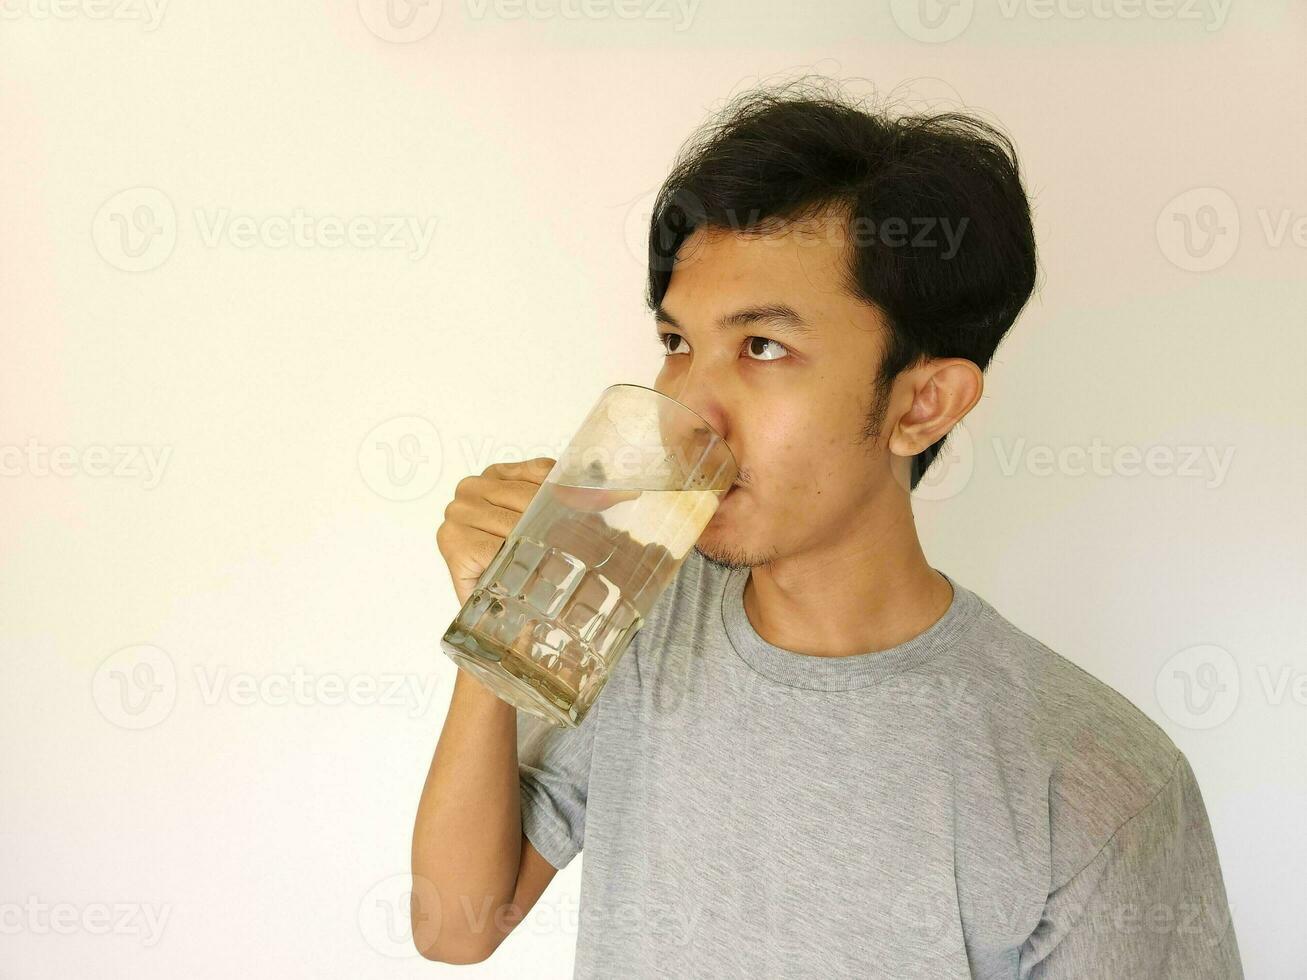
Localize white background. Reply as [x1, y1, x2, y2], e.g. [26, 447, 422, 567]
[2, 1, 1303, 977]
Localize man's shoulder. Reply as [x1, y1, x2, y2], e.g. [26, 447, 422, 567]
[954, 585, 1185, 880]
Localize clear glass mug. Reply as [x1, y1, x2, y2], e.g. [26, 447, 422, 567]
[440, 383, 737, 727]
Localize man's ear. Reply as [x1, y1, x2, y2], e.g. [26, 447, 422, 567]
[888, 358, 983, 458]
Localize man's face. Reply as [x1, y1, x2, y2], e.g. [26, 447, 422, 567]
[652, 212, 897, 571]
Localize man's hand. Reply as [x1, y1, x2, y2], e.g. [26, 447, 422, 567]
[436, 456, 556, 606]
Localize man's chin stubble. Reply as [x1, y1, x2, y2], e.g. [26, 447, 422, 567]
[693, 541, 778, 572]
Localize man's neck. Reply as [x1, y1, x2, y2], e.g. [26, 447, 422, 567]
[741, 495, 954, 659]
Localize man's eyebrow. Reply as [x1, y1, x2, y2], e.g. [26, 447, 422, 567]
[653, 303, 815, 337]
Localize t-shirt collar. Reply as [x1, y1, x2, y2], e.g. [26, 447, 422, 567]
[719, 564, 982, 691]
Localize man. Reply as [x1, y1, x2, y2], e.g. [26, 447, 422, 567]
[413, 82, 1244, 977]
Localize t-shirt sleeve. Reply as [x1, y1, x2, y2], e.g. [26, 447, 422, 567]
[1020, 752, 1244, 979]
[517, 695, 602, 871]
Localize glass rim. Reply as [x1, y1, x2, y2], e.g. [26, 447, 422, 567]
[600, 382, 737, 469]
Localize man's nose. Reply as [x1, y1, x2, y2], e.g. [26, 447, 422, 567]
[658, 374, 731, 447]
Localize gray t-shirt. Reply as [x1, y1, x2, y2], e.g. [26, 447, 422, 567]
[517, 549, 1243, 978]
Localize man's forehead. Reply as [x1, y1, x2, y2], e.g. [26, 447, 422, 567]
[672, 216, 851, 281]
[661, 218, 884, 338]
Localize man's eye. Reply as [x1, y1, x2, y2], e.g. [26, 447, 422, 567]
[659, 332, 691, 356]
[657, 333, 789, 361]
[744, 336, 789, 361]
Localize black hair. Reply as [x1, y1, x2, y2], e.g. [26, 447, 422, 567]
[646, 79, 1038, 491]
